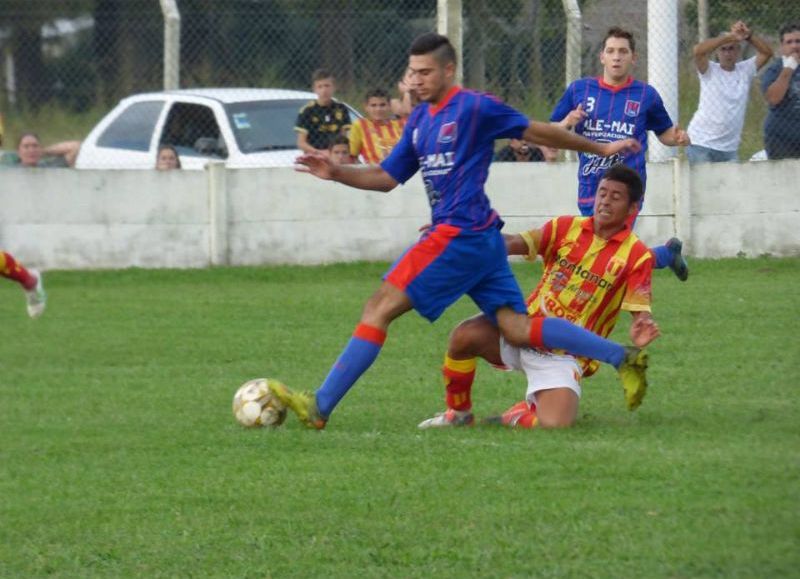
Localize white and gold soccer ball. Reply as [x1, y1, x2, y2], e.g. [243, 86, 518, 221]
[232, 378, 288, 428]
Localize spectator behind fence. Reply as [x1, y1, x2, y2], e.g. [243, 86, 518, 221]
[156, 144, 181, 170]
[494, 139, 558, 163]
[761, 22, 800, 160]
[295, 69, 352, 154]
[686, 21, 773, 164]
[349, 88, 405, 164]
[390, 70, 419, 119]
[328, 135, 353, 165]
[0, 133, 80, 168]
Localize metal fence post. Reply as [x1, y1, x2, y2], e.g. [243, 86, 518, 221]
[648, 0, 679, 162]
[562, 0, 582, 162]
[562, 0, 582, 87]
[160, 0, 181, 91]
[437, 0, 463, 85]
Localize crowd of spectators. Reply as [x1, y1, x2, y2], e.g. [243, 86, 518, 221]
[1, 20, 797, 169]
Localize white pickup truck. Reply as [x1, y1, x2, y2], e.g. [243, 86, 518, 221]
[75, 88, 360, 170]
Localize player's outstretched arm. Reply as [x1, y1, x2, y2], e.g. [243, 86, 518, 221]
[295, 150, 398, 192]
[522, 121, 641, 157]
[630, 311, 660, 348]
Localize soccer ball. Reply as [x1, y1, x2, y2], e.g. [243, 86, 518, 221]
[232, 378, 288, 428]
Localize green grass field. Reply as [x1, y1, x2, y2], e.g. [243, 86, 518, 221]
[1, 259, 798, 578]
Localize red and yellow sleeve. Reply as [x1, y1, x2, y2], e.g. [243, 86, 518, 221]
[621, 247, 653, 313]
[349, 120, 364, 157]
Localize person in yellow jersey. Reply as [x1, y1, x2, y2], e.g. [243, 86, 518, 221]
[348, 88, 405, 164]
[419, 164, 660, 430]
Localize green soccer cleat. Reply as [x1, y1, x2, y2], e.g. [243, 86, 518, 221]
[268, 382, 327, 430]
[665, 237, 689, 282]
[618, 347, 649, 411]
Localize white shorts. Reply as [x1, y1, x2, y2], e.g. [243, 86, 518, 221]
[498, 337, 583, 404]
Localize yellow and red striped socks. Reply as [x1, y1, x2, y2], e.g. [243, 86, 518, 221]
[0, 251, 37, 290]
[443, 355, 476, 412]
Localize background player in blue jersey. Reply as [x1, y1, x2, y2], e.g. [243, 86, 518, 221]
[271, 32, 648, 430]
[551, 27, 690, 281]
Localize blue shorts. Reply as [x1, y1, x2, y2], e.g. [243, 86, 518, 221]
[384, 223, 527, 323]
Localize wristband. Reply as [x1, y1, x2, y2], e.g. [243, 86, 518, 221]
[783, 55, 799, 71]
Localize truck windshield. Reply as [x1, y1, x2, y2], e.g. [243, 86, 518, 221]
[224, 99, 308, 154]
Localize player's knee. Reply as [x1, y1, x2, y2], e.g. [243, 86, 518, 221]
[496, 314, 529, 348]
[448, 320, 480, 358]
[361, 284, 411, 327]
[536, 413, 576, 429]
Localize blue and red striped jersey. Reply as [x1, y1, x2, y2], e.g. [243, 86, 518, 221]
[381, 87, 529, 230]
[550, 77, 673, 212]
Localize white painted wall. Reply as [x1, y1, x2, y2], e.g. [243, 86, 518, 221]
[0, 160, 798, 270]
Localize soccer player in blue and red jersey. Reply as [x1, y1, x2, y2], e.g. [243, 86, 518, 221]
[271, 33, 647, 429]
[550, 27, 691, 281]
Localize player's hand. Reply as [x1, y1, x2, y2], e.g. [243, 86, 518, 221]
[599, 138, 641, 157]
[564, 103, 587, 129]
[782, 55, 799, 71]
[674, 126, 691, 147]
[731, 21, 749, 41]
[295, 150, 336, 179]
[630, 315, 660, 348]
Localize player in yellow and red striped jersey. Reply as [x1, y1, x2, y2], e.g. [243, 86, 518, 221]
[1, 251, 46, 318]
[418, 164, 660, 430]
[348, 88, 405, 164]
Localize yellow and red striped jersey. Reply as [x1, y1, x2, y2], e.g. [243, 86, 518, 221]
[349, 117, 405, 164]
[520, 215, 653, 374]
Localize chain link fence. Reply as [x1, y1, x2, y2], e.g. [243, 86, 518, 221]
[0, 0, 794, 167]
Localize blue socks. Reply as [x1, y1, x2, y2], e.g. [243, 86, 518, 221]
[536, 317, 626, 368]
[651, 244, 672, 269]
[315, 324, 387, 417]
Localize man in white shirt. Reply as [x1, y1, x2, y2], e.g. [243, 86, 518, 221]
[687, 21, 773, 163]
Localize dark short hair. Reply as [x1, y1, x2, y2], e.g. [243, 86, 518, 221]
[409, 32, 457, 66]
[780, 23, 800, 42]
[17, 132, 41, 148]
[603, 27, 635, 52]
[311, 68, 334, 83]
[600, 164, 643, 206]
[365, 88, 389, 102]
[328, 134, 349, 149]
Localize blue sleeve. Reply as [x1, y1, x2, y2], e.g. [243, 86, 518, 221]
[550, 84, 576, 122]
[380, 113, 419, 184]
[645, 87, 674, 136]
[478, 94, 529, 141]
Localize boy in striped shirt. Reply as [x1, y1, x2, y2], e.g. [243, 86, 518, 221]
[348, 88, 405, 164]
[419, 164, 660, 429]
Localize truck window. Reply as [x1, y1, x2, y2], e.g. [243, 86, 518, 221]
[97, 101, 164, 151]
[160, 103, 226, 159]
